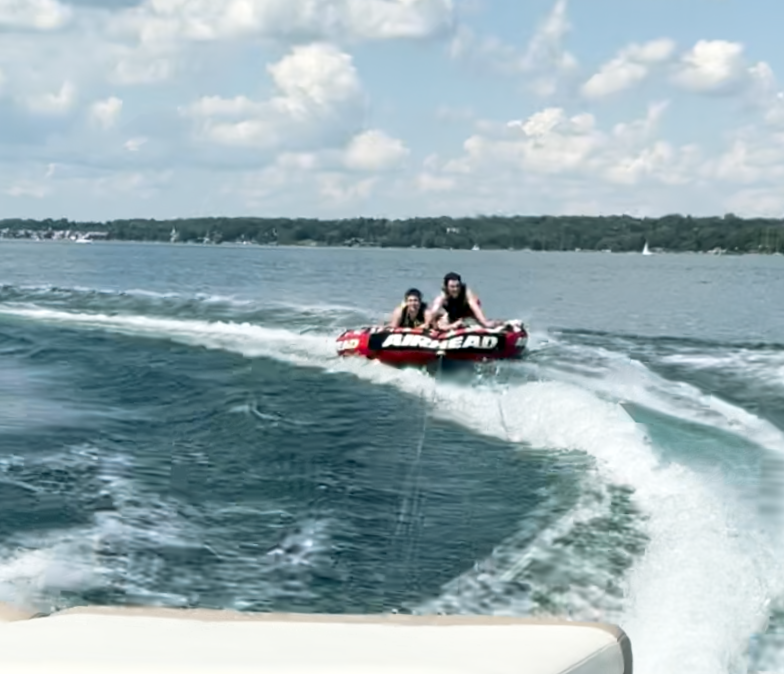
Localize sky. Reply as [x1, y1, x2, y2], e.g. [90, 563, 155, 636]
[2, 0, 784, 222]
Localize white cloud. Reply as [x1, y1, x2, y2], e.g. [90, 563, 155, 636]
[0, 0, 72, 30]
[267, 42, 361, 109]
[5, 182, 49, 198]
[447, 3, 779, 113]
[184, 95, 259, 118]
[3, 162, 57, 199]
[723, 187, 784, 217]
[405, 100, 712, 218]
[671, 40, 748, 95]
[223, 160, 380, 211]
[477, 107, 604, 176]
[748, 61, 777, 98]
[220, 165, 292, 207]
[519, 0, 577, 95]
[124, 137, 147, 152]
[581, 37, 780, 107]
[630, 39, 678, 65]
[90, 96, 123, 128]
[763, 93, 784, 127]
[182, 43, 364, 152]
[702, 125, 784, 187]
[582, 39, 676, 98]
[90, 170, 172, 199]
[343, 129, 410, 171]
[610, 100, 669, 147]
[447, 25, 525, 74]
[447, 0, 577, 96]
[417, 172, 456, 192]
[110, 47, 175, 86]
[24, 80, 77, 114]
[275, 151, 321, 171]
[318, 173, 377, 205]
[729, 61, 784, 129]
[435, 105, 474, 122]
[109, 0, 454, 46]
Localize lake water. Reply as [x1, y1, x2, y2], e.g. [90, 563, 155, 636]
[1, 240, 783, 674]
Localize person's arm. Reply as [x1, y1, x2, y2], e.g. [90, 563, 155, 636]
[423, 295, 444, 330]
[466, 288, 496, 327]
[387, 305, 403, 328]
[430, 294, 470, 331]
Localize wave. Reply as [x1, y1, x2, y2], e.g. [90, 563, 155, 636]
[0, 441, 341, 613]
[0, 284, 375, 344]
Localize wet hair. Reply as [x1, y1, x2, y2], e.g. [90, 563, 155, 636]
[442, 272, 465, 294]
[404, 288, 423, 300]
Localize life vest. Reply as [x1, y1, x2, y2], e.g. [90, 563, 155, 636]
[399, 301, 427, 328]
[443, 287, 477, 322]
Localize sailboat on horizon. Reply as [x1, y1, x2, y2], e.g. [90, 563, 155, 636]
[642, 240, 653, 255]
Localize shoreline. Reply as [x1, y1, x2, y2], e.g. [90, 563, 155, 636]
[1, 237, 780, 256]
[2, 214, 782, 255]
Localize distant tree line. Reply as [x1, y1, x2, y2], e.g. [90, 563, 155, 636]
[2, 213, 783, 253]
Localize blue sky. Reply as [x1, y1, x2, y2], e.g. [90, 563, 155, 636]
[1, 0, 783, 221]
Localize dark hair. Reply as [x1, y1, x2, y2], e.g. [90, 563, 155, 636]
[442, 272, 465, 294]
[404, 288, 423, 300]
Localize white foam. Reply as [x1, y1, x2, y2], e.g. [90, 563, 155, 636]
[540, 341, 784, 457]
[0, 541, 104, 612]
[411, 466, 623, 620]
[661, 349, 784, 392]
[0, 305, 334, 366]
[343, 366, 782, 673]
[0, 429, 347, 614]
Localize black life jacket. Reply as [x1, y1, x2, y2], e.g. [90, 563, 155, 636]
[399, 302, 427, 328]
[443, 287, 475, 322]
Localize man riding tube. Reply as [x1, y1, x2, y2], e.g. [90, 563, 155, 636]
[388, 288, 428, 329]
[424, 272, 501, 331]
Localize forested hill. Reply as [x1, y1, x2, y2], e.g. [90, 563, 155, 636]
[2, 214, 783, 253]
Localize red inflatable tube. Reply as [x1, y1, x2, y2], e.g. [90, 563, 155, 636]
[336, 321, 528, 366]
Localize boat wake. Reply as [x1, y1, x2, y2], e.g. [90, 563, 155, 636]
[1, 287, 784, 673]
